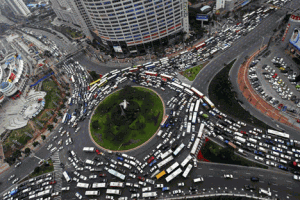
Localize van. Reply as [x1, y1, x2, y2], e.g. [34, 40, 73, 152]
[279, 159, 287, 164]
[193, 177, 204, 183]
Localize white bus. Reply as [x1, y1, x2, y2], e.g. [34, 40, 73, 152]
[36, 189, 51, 197]
[85, 191, 100, 196]
[71, 75, 75, 83]
[187, 122, 191, 134]
[191, 87, 204, 98]
[197, 123, 205, 138]
[85, 159, 95, 165]
[184, 88, 194, 96]
[160, 149, 173, 160]
[83, 147, 96, 152]
[171, 82, 184, 90]
[166, 162, 179, 174]
[192, 112, 197, 125]
[267, 129, 289, 139]
[165, 167, 182, 182]
[248, 138, 257, 144]
[203, 96, 215, 109]
[109, 182, 124, 188]
[234, 136, 246, 143]
[189, 103, 195, 113]
[121, 67, 131, 72]
[107, 169, 126, 180]
[142, 191, 157, 198]
[173, 143, 185, 156]
[76, 182, 90, 189]
[182, 164, 193, 178]
[190, 138, 200, 155]
[234, 132, 244, 137]
[194, 99, 200, 112]
[92, 183, 107, 189]
[106, 189, 121, 195]
[157, 155, 174, 168]
[181, 154, 192, 167]
[63, 171, 72, 183]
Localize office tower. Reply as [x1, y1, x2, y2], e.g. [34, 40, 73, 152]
[4, 0, 31, 16]
[80, 0, 189, 54]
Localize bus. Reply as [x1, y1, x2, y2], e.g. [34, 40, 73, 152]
[107, 74, 118, 81]
[160, 74, 174, 81]
[171, 82, 184, 90]
[151, 169, 160, 178]
[157, 155, 174, 168]
[98, 79, 108, 87]
[92, 183, 107, 189]
[161, 149, 173, 160]
[83, 147, 95, 152]
[106, 189, 121, 195]
[192, 112, 197, 124]
[195, 42, 206, 50]
[166, 162, 179, 174]
[267, 129, 289, 139]
[63, 171, 72, 183]
[165, 167, 182, 182]
[181, 154, 192, 167]
[182, 164, 193, 178]
[107, 169, 126, 180]
[121, 67, 131, 72]
[180, 50, 188, 55]
[191, 87, 204, 98]
[191, 138, 201, 155]
[142, 192, 157, 198]
[248, 138, 257, 144]
[156, 170, 166, 179]
[76, 182, 91, 189]
[145, 71, 158, 76]
[71, 75, 75, 83]
[181, 82, 191, 89]
[194, 99, 200, 112]
[189, 103, 195, 113]
[234, 136, 246, 143]
[198, 123, 205, 138]
[184, 88, 194, 96]
[173, 143, 185, 156]
[117, 77, 127, 84]
[259, 188, 271, 196]
[109, 182, 124, 188]
[234, 132, 244, 137]
[62, 113, 68, 124]
[110, 69, 120, 75]
[187, 122, 191, 134]
[68, 98, 72, 105]
[143, 62, 152, 66]
[85, 191, 100, 196]
[145, 64, 155, 70]
[203, 96, 215, 109]
[36, 189, 51, 197]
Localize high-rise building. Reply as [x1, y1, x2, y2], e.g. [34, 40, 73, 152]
[216, 0, 225, 10]
[81, 0, 189, 54]
[216, 0, 251, 12]
[4, 0, 31, 17]
[50, 0, 189, 55]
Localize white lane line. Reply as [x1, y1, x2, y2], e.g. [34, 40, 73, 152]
[259, 175, 264, 177]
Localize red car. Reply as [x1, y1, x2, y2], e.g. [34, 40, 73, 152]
[217, 115, 223, 119]
[272, 73, 278, 79]
[240, 131, 247, 135]
[99, 174, 106, 177]
[95, 149, 103, 155]
[278, 104, 283, 109]
[147, 156, 155, 164]
[138, 176, 145, 181]
[297, 119, 300, 123]
[49, 181, 56, 185]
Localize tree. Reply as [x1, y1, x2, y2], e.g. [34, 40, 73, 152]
[47, 125, 54, 131]
[58, 112, 63, 117]
[92, 120, 100, 129]
[13, 150, 22, 158]
[33, 141, 39, 147]
[25, 148, 31, 155]
[34, 166, 40, 174]
[41, 135, 46, 140]
[234, 14, 239, 20]
[53, 118, 58, 123]
[89, 71, 99, 81]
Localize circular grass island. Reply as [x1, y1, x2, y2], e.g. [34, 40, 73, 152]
[90, 86, 164, 151]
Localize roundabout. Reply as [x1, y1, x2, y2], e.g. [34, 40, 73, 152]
[89, 85, 164, 151]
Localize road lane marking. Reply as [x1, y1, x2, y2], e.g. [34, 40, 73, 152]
[209, 169, 214, 170]
[272, 177, 277, 179]
[259, 175, 264, 177]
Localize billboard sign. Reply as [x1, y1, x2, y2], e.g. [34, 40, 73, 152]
[113, 46, 123, 53]
[196, 14, 209, 21]
[290, 28, 300, 51]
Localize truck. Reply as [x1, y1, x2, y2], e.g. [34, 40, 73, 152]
[225, 140, 237, 149]
[202, 103, 210, 110]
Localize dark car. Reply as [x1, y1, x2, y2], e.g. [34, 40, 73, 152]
[250, 177, 259, 182]
[130, 188, 138, 193]
[249, 185, 256, 190]
[244, 185, 250, 190]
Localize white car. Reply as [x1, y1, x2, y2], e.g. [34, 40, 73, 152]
[224, 174, 233, 179]
[57, 139, 63, 145]
[178, 182, 185, 187]
[89, 175, 97, 179]
[142, 187, 151, 192]
[266, 155, 276, 161]
[75, 192, 82, 199]
[12, 178, 19, 184]
[255, 156, 264, 162]
[47, 144, 53, 150]
[75, 127, 80, 132]
[73, 177, 79, 182]
[155, 184, 164, 188]
[266, 160, 277, 167]
[172, 189, 182, 194]
[8, 174, 15, 181]
[129, 173, 136, 178]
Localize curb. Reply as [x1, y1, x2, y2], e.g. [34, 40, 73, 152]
[88, 86, 166, 153]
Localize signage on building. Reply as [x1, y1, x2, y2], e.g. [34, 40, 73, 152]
[113, 46, 123, 53]
[290, 28, 300, 51]
[184, 1, 188, 17]
[196, 14, 209, 21]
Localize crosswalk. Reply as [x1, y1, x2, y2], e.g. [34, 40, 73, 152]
[51, 152, 62, 200]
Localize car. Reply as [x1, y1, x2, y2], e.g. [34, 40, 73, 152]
[278, 165, 288, 171]
[224, 174, 233, 179]
[162, 186, 170, 191]
[178, 182, 184, 187]
[244, 185, 250, 190]
[49, 180, 56, 185]
[75, 192, 82, 199]
[155, 184, 164, 188]
[293, 175, 300, 181]
[99, 173, 106, 177]
[12, 178, 19, 184]
[73, 177, 79, 182]
[250, 177, 259, 182]
[172, 189, 182, 194]
[138, 176, 145, 181]
[130, 188, 138, 193]
[8, 174, 15, 181]
[15, 162, 22, 167]
[89, 175, 97, 179]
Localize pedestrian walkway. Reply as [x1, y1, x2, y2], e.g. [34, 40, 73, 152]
[51, 151, 62, 200]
